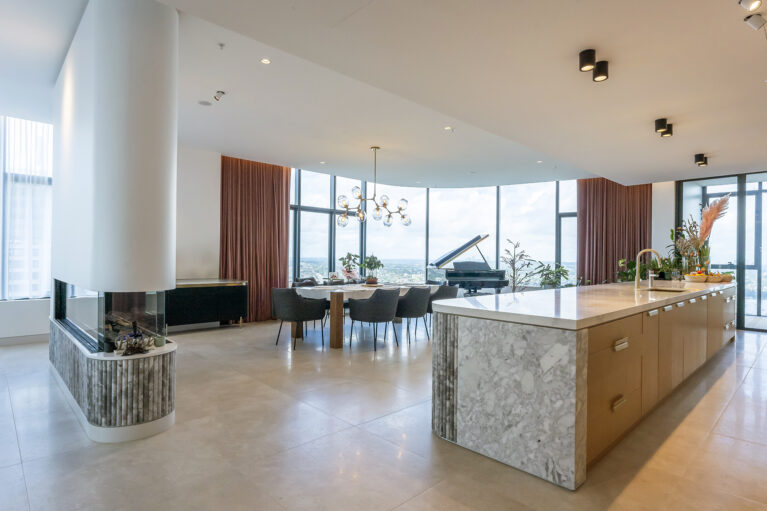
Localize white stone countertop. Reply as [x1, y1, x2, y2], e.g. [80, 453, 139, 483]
[432, 281, 737, 330]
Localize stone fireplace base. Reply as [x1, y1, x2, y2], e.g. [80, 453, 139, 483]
[49, 319, 177, 442]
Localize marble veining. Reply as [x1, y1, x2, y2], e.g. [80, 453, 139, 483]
[432, 312, 587, 490]
[432, 281, 736, 330]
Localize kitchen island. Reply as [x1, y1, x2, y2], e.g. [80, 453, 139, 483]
[431, 280, 737, 490]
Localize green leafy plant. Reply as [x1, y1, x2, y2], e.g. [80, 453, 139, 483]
[338, 252, 360, 272]
[500, 239, 537, 292]
[360, 255, 384, 279]
[535, 263, 569, 288]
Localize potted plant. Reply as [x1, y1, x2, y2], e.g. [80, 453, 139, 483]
[338, 252, 360, 282]
[360, 255, 384, 285]
[500, 239, 537, 292]
[535, 262, 570, 289]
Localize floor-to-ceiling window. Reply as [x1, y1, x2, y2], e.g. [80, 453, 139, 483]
[366, 184, 426, 283]
[289, 168, 578, 287]
[1, 116, 53, 300]
[429, 187, 497, 266]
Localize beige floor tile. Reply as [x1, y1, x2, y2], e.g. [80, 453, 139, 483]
[668, 478, 767, 511]
[236, 427, 442, 511]
[0, 463, 28, 511]
[683, 434, 767, 505]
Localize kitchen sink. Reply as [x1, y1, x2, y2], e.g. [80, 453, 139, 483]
[642, 287, 686, 293]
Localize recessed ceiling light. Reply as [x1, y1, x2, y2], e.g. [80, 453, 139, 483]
[739, 0, 762, 12]
[695, 153, 708, 166]
[661, 124, 673, 137]
[443, 126, 454, 132]
[260, 57, 271, 64]
[320, 161, 326, 165]
[654, 118, 668, 133]
[213, 90, 225, 102]
[536, 160, 543, 164]
[198, 100, 212, 106]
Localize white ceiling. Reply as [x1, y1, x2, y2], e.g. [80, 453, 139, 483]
[3, 0, 767, 186]
[162, 0, 767, 185]
[177, 13, 586, 187]
[0, 0, 87, 121]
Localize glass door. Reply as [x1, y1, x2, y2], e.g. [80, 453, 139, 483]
[744, 174, 767, 330]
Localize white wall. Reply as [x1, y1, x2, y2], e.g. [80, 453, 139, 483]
[0, 299, 50, 339]
[652, 181, 676, 256]
[53, 0, 178, 293]
[176, 146, 221, 279]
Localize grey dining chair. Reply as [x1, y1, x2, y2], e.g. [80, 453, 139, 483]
[395, 287, 432, 342]
[348, 288, 400, 351]
[271, 288, 328, 350]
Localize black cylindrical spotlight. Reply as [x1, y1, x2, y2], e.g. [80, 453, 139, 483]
[661, 124, 673, 137]
[593, 61, 608, 82]
[655, 118, 668, 133]
[579, 49, 595, 72]
[695, 153, 708, 166]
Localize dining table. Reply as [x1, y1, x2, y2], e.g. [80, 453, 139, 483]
[294, 283, 440, 348]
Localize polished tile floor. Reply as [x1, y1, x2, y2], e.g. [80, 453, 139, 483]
[1, 321, 767, 510]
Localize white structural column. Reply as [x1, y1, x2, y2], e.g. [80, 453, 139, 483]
[54, 0, 178, 292]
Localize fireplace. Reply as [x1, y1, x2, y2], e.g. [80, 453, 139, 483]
[54, 279, 167, 353]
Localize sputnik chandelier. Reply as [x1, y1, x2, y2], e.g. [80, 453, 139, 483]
[336, 146, 411, 227]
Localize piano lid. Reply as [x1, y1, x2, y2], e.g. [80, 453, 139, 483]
[429, 234, 490, 269]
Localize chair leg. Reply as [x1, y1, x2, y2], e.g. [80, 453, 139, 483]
[384, 322, 388, 339]
[276, 320, 283, 345]
[293, 334, 297, 350]
[392, 322, 399, 346]
[351, 320, 355, 346]
[414, 317, 418, 340]
[321, 324, 324, 348]
[406, 318, 411, 344]
[423, 316, 430, 341]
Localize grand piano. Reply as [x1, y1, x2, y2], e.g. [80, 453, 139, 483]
[427, 234, 509, 295]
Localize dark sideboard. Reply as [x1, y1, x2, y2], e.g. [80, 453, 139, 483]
[166, 279, 248, 326]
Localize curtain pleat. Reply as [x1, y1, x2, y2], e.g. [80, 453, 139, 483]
[577, 178, 652, 285]
[219, 156, 290, 322]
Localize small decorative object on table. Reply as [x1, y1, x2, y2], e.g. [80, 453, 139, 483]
[338, 252, 360, 282]
[676, 194, 730, 275]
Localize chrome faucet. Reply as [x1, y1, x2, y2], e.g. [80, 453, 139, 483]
[635, 248, 662, 290]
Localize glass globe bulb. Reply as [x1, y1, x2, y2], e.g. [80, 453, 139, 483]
[357, 209, 366, 222]
[401, 213, 411, 226]
[336, 214, 348, 227]
[380, 194, 389, 207]
[398, 198, 408, 211]
[351, 186, 362, 199]
[383, 214, 393, 227]
[372, 206, 383, 221]
[337, 195, 349, 209]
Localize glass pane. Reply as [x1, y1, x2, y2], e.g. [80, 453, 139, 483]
[707, 194, 739, 267]
[366, 184, 426, 284]
[336, 176, 361, 212]
[290, 169, 296, 205]
[558, 180, 577, 213]
[681, 181, 704, 222]
[288, 210, 294, 281]
[560, 216, 578, 285]
[429, 187, 497, 266]
[499, 182, 556, 264]
[335, 218, 360, 278]
[300, 170, 331, 208]
[299, 211, 329, 279]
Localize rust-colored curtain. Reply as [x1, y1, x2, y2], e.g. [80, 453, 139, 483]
[577, 177, 652, 285]
[220, 156, 290, 321]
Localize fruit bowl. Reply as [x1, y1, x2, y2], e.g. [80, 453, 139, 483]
[721, 274, 733, 282]
[684, 274, 708, 283]
[706, 275, 723, 283]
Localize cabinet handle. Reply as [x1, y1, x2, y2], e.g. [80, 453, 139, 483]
[725, 322, 731, 330]
[701, 295, 707, 301]
[711, 291, 718, 296]
[689, 298, 697, 304]
[663, 305, 673, 312]
[613, 338, 630, 351]
[648, 309, 659, 317]
[677, 302, 686, 308]
[611, 395, 627, 412]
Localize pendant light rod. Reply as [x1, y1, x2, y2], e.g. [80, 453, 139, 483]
[371, 146, 380, 199]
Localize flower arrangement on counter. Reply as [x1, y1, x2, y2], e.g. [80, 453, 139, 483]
[676, 194, 730, 279]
